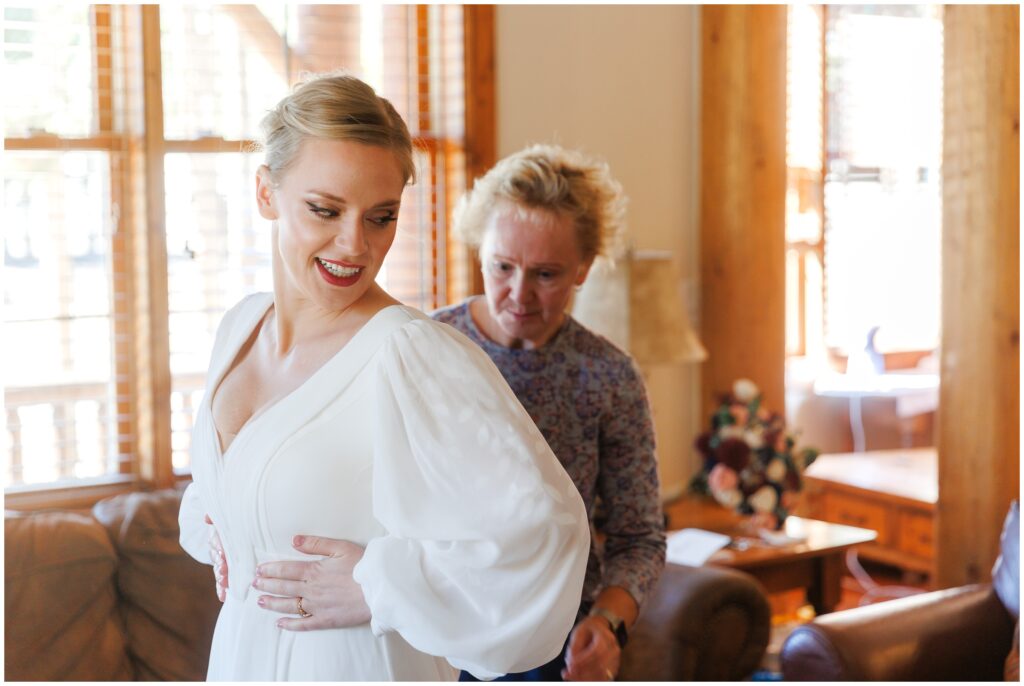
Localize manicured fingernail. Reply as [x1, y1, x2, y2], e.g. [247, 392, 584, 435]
[255, 566, 262, 576]
[293, 535, 305, 546]
[277, 619, 285, 628]
[257, 596, 265, 607]
[252, 579, 259, 588]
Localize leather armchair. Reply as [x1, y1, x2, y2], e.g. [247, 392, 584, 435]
[620, 562, 771, 681]
[780, 501, 1019, 681]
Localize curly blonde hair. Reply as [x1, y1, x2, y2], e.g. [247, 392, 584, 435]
[454, 144, 627, 261]
[256, 72, 415, 184]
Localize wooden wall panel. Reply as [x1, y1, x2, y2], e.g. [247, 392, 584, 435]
[700, 6, 788, 418]
[938, 5, 1020, 587]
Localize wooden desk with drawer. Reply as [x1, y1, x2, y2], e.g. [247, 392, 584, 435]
[797, 448, 937, 579]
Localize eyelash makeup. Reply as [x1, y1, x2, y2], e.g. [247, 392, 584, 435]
[370, 212, 398, 226]
[306, 202, 337, 221]
[306, 202, 397, 227]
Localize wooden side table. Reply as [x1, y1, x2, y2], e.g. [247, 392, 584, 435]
[665, 496, 877, 614]
[798, 448, 937, 579]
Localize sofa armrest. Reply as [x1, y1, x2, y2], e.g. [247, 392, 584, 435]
[781, 584, 1015, 681]
[619, 562, 771, 681]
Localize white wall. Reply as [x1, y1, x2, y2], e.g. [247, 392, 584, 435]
[495, 5, 702, 498]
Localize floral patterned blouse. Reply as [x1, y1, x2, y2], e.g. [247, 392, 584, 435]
[432, 299, 666, 610]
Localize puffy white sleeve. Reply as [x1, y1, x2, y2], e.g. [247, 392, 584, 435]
[351, 318, 590, 679]
[178, 481, 210, 564]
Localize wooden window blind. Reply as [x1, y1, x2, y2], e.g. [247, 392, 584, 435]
[4, 4, 484, 497]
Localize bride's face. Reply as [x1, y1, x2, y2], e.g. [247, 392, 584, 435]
[257, 138, 406, 313]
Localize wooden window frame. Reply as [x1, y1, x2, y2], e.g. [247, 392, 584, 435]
[4, 4, 495, 511]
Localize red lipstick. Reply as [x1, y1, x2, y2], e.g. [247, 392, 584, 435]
[315, 258, 364, 287]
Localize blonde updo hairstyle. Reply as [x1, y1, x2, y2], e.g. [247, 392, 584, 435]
[257, 72, 416, 184]
[454, 144, 627, 262]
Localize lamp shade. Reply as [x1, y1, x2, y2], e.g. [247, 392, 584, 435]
[572, 251, 707, 365]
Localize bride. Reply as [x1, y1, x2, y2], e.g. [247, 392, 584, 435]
[178, 73, 589, 681]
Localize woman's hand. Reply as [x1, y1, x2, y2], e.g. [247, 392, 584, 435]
[205, 514, 228, 602]
[560, 615, 621, 681]
[253, 535, 371, 631]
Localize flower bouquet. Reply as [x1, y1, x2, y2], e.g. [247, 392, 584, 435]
[689, 379, 819, 530]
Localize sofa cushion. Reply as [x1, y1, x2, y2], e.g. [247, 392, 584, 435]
[992, 500, 1019, 620]
[93, 488, 221, 681]
[5, 510, 133, 680]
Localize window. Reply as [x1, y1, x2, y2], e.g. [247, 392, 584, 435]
[4, 5, 487, 504]
[785, 5, 943, 359]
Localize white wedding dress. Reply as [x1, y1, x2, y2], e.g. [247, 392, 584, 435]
[179, 293, 589, 681]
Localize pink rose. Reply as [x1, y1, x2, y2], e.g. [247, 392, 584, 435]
[708, 463, 740, 492]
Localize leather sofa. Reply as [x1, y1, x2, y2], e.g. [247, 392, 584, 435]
[780, 500, 1020, 681]
[5, 488, 220, 680]
[5, 486, 771, 681]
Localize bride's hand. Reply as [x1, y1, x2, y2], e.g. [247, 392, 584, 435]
[253, 535, 371, 631]
[205, 514, 228, 602]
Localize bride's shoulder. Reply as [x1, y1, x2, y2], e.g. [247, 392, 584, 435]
[224, 291, 272, 320]
[216, 292, 273, 338]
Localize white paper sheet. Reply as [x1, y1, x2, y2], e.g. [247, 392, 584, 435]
[665, 528, 732, 566]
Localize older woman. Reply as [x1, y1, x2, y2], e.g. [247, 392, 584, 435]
[247, 145, 665, 682]
[435, 145, 666, 681]
[177, 75, 589, 681]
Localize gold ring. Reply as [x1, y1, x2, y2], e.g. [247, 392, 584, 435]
[297, 597, 312, 618]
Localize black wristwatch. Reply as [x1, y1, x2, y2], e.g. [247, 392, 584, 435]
[588, 606, 628, 648]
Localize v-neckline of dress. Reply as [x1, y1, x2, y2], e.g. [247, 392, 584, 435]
[206, 295, 408, 460]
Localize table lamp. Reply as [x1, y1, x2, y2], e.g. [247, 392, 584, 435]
[572, 250, 707, 364]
